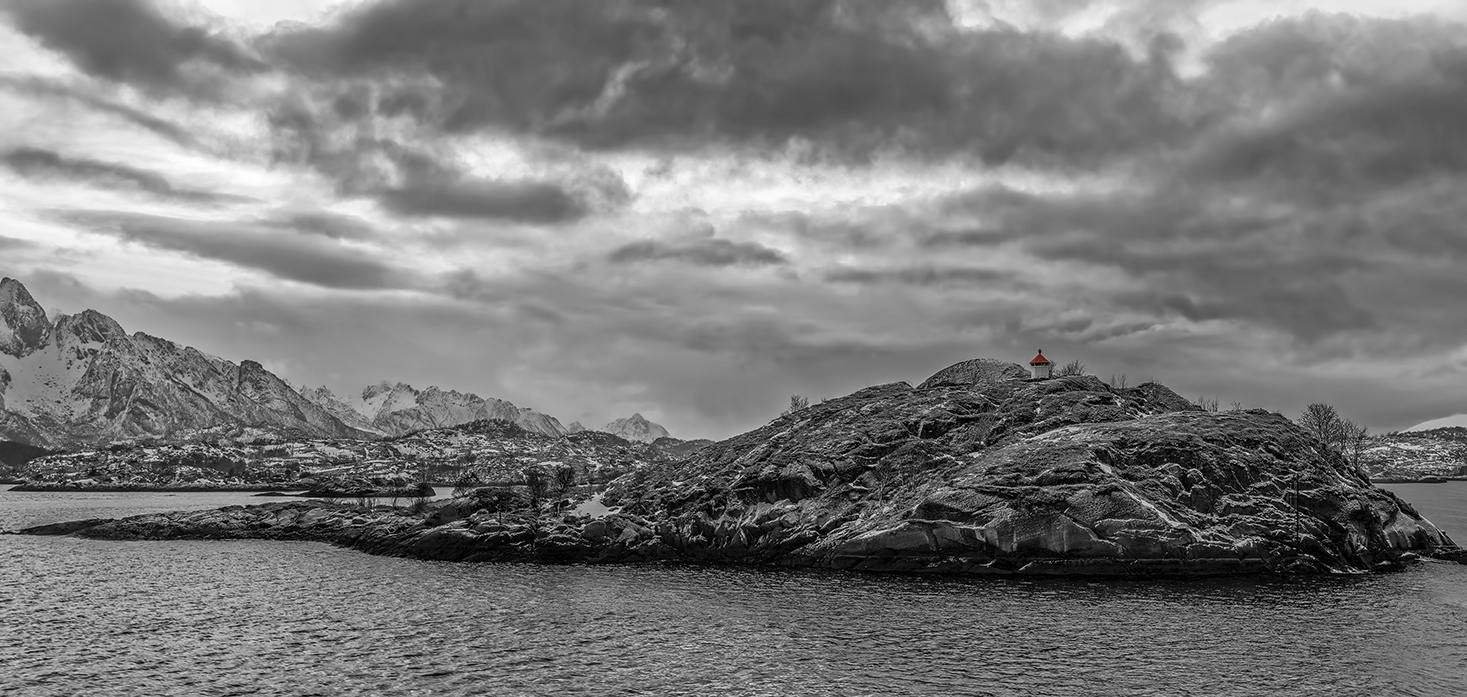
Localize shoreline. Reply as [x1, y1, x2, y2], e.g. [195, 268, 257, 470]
[1371, 477, 1462, 485]
[16, 498, 1467, 577]
[7, 484, 303, 493]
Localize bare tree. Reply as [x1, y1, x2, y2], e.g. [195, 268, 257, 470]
[553, 464, 577, 494]
[452, 471, 482, 498]
[782, 395, 810, 416]
[1197, 396, 1220, 412]
[1298, 403, 1347, 451]
[1109, 374, 1128, 389]
[1056, 359, 1086, 377]
[1341, 420, 1371, 471]
[522, 466, 550, 511]
[409, 489, 432, 515]
[1230, 401, 1244, 412]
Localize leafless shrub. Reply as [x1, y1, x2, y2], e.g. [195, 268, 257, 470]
[1056, 359, 1086, 377]
[553, 464, 577, 494]
[522, 466, 550, 510]
[782, 395, 810, 416]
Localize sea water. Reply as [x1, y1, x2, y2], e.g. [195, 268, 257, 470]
[2, 484, 1464, 697]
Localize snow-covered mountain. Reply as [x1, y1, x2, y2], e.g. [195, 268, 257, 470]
[602, 413, 671, 443]
[0, 277, 370, 448]
[1405, 414, 1467, 432]
[300, 382, 569, 438]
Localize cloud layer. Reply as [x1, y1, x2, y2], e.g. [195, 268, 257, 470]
[2, 0, 1466, 437]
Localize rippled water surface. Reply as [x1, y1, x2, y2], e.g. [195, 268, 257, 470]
[3, 485, 1465, 696]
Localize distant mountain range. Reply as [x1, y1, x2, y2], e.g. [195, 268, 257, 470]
[298, 383, 571, 439]
[0, 277, 675, 449]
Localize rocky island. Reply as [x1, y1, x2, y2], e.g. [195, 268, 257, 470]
[19, 359, 1464, 576]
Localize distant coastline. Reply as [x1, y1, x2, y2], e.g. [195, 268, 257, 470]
[7, 484, 301, 493]
[1370, 476, 1460, 485]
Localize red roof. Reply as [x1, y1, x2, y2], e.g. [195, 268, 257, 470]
[1029, 351, 1050, 365]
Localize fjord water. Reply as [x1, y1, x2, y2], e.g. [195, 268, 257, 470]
[2, 485, 1464, 697]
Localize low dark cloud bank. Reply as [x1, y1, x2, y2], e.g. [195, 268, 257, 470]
[58, 211, 412, 290]
[1, 147, 246, 204]
[609, 238, 788, 267]
[2, 0, 262, 98]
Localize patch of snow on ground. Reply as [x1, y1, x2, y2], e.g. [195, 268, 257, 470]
[573, 495, 617, 519]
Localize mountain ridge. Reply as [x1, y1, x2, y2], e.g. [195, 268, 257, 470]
[0, 277, 371, 448]
[299, 382, 570, 439]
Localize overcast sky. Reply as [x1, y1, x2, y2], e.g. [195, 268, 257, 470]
[2, 0, 1466, 439]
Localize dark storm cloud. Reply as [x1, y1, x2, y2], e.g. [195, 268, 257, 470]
[1, 0, 261, 97]
[824, 265, 1013, 286]
[1181, 15, 1467, 196]
[0, 147, 249, 205]
[263, 211, 380, 241]
[1185, 78, 1467, 195]
[56, 211, 411, 290]
[379, 178, 587, 223]
[0, 76, 200, 149]
[265, 101, 623, 223]
[925, 179, 1467, 344]
[608, 238, 788, 267]
[256, 0, 1191, 163]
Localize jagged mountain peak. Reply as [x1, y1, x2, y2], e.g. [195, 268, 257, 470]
[1, 277, 38, 305]
[54, 309, 128, 345]
[603, 413, 671, 443]
[0, 277, 51, 358]
[363, 380, 414, 398]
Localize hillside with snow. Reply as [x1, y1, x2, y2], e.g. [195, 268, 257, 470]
[1361, 427, 1467, 479]
[0, 278, 371, 448]
[15, 418, 707, 489]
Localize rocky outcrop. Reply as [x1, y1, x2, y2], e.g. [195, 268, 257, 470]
[22, 360, 1462, 576]
[918, 357, 1030, 389]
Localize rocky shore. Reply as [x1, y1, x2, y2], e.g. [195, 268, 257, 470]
[18, 360, 1465, 576]
[8, 483, 299, 493]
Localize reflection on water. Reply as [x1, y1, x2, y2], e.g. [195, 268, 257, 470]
[3, 486, 1465, 697]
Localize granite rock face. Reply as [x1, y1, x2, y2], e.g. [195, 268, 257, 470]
[917, 357, 1031, 389]
[598, 368, 1456, 575]
[25, 361, 1462, 576]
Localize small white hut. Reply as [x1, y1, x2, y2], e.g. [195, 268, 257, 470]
[1029, 350, 1053, 379]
